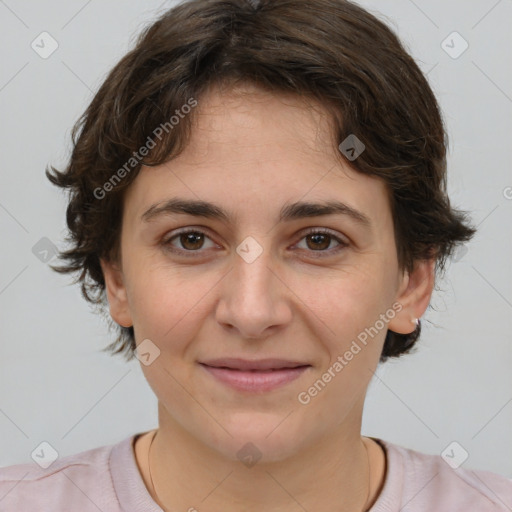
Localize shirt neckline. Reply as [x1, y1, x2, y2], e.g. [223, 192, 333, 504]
[110, 430, 163, 511]
[109, 432, 404, 512]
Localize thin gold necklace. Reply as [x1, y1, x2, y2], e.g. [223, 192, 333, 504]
[146, 430, 372, 512]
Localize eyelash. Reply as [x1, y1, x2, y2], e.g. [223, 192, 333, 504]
[161, 227, 348, 258]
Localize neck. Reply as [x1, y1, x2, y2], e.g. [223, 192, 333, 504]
[143, 405, 379, 512]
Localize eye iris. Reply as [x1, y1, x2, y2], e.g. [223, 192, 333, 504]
[307, 233, 330, 250]
[181, 232, 204, 250]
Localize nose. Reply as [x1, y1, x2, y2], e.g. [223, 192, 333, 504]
[215, 243, 293, 340]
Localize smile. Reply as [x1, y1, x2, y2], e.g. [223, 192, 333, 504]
[198, 363, 311, 392]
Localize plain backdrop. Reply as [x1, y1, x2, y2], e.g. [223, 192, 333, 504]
[0, 0, 511, 478]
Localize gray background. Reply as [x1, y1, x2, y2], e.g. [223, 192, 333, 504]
[1, 0, 511, 479]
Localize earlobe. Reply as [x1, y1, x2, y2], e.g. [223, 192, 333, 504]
[387, 258, 435, 335]
[99, 257, 133, 328]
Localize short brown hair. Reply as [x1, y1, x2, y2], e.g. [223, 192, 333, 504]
[46, 0, 476, 363]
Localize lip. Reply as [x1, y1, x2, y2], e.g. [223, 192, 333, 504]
[198, 359, 311, 393]
[199, 357, 309, 371]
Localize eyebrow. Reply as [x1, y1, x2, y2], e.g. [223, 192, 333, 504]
[140, 197, 372, 229]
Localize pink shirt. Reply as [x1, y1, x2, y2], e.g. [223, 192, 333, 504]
[1, 432, 511, 511]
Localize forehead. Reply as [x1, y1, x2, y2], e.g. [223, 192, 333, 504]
[123, 83, 391, 231]
[188, 82, 339, 162]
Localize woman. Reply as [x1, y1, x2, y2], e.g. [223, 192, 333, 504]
[1, 0, 511, 510]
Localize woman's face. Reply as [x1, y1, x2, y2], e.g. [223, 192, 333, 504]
[101, 83, 432, 462]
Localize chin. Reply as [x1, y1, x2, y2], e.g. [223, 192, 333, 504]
[212, 436, 302, 466]
[204, 415, 308, 465]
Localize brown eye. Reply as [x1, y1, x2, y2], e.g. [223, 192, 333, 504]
[305, 233, 331, 251]
[162, 229, 217, 254]
[179, 232, 205, 250]
[295, 228, 348, 257]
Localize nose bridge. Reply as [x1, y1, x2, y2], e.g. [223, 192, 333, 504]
[232, 236, 277, 309]
[234, 242, 273, 296]
[216, 235, 291, 338]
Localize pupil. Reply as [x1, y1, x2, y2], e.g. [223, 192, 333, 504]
[182, 232, 203, 249]
[308, 234, 329, 250]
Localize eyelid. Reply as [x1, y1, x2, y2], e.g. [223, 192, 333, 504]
[297, 226, 348, 244]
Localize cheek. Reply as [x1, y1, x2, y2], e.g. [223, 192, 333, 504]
[126, 264, 219, 342]
[299, 267, 387, 335]
[297, 271, 391, 409]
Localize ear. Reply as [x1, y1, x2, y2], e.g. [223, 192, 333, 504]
[100, 257, 133, 328]
[387, 258, 436, 335]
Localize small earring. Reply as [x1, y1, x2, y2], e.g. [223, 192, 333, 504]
[411, 318, 419, 326]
